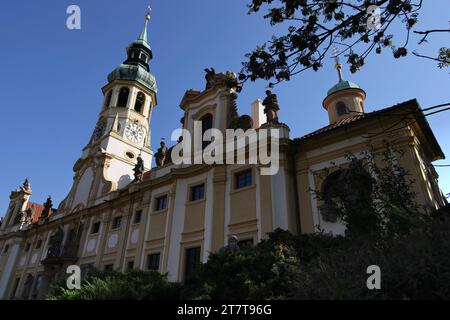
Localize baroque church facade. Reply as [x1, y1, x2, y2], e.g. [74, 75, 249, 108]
[0, 14, 447, 299]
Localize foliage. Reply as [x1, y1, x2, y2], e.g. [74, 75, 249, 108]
[47, 270, 181, 300]
[313, 145, 425, 240]
[48, 210, 450, 300]
[238, 0, 449, 86]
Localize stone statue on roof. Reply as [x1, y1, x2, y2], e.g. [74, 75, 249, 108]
[41, 196, 53, 219]
[155, 140, 168, 167]
[133, 156, 145, 182]
[262, 90, 280, 124]
[204, 67, 216, 90]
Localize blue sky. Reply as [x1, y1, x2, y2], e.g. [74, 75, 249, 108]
[0, 1, 449, 215]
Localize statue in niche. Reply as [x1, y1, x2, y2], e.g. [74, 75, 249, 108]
[204, 67, 216, 90]
[133, 156, 145, 182]
[262, 90, 280, 124]
[47, 228, 64, 258]
[155, 140, 168, 167]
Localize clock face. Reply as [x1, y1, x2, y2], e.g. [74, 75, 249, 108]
[92, 120, 106, 142]
[125, 122, 145, 144]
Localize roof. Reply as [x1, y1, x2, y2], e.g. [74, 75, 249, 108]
[25, 202, 44, 223]
[298, 99, 445, 161]
[107, 64, 157, 93]
[327, 80, 363, 96]
[25, 201, 55, 223]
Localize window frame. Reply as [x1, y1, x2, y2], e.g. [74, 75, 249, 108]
[134, 92, 146, 114]
[35, 240, 42, 250]
[154, 195, 168, 212]
[133, 210, 143, 224]
[91, 221, 101, 234]
[117, 87, 130, 108]
[190, 184, 205, 202]
[184, 246, 201, 281]
[111, 216, 123, 230]
[147, 252, 161, 271]
[234, 169, 253, 190]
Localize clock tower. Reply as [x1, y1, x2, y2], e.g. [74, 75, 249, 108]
[59, 11, 158, 213]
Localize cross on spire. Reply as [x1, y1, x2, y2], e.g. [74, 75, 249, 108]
[332, 46, 343, 82]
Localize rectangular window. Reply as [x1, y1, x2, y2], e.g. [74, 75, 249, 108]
[134, 210, 142, 224]
[155, 195, 168, 211]
[3, 244, 9, 254]
[235, 169, 252, 189]
[184, 247, 201, 280]
[127, 261, 134, 271]
[112, 216, 122, 230]
[190, 184, 205, 202]
[24, 243, 31, 252]
[91, 222, 101, 234]
[10, 277, 20, 299]
[238, 239, 254, 249]
[35, 240, 42, 249]
[147, 253, 161, 271]
[104, 264, 114, 271]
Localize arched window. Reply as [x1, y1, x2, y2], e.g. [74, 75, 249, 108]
[103, 91, 112, 110]
[200, 113, 213, 149]
[134, 92, 145, 114]
[117, 87, 130, 107]
[336, 101, 347, 116]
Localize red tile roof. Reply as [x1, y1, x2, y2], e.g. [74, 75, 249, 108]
[299, 99, 418, 141]
[300, 114, 367, 140]
[297, 99, 445, 161]
[25, 201, 54, 223]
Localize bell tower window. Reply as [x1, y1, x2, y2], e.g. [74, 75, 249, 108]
[336, 102, 347, 116]
[117, 87, 130, 107]
[134, 92, 145, 114]
[103, 91, 112, 110]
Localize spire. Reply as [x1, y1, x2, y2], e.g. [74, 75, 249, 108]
[137, 6, 151, 44]
[332, 47, 343, 82]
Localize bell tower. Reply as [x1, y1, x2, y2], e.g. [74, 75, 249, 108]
[323, 53, 366, 124]
[59, 9, 158, 213]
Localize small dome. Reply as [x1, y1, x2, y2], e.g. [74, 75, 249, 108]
[327, 80, 362, 96]
[108, 64, 157, 93]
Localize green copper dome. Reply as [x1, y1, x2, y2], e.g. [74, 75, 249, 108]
[108, 64, 157, 93]
[327, 80, 362, 96]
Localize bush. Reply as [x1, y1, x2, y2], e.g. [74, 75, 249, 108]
[47, 270, 181, 300]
